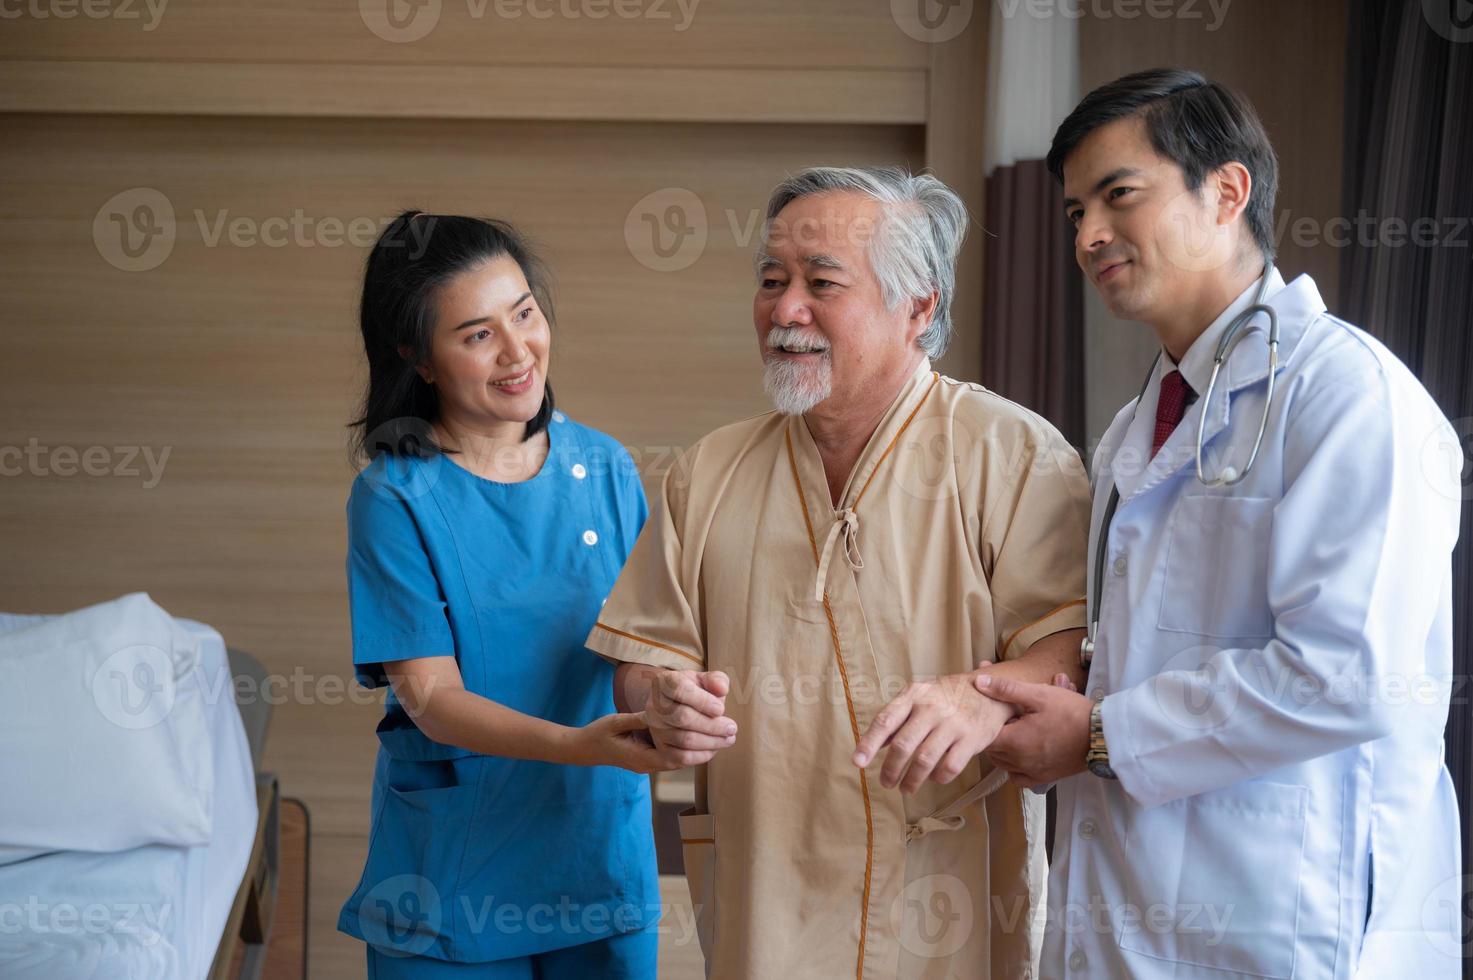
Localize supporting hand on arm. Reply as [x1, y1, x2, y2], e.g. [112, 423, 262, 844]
[976, 672, 1092, 789]
[850, 628, 1087, 794]
[385, 655, 724, 775]
[616, 661, 738, 768]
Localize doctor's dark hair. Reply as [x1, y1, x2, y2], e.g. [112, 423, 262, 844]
[1046, 67, 1280, 262]
[349, 211, 556, 462]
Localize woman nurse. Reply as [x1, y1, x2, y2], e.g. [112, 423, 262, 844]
[337, 212, 726, 979]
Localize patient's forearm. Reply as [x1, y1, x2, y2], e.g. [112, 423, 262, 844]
[615, 662, 663, 713]
[982, 628, 1086, 690]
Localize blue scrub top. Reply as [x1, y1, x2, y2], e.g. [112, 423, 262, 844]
[336, 413, 660, 963]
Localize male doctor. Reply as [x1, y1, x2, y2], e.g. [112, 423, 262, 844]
[971, 68, 1464, 977]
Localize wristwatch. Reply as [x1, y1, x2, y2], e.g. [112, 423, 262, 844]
[1087, 701, 1117, 780]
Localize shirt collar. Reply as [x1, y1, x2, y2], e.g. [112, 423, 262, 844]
[790, 355, 937, 506]
[1169, 267, 1288, 396]
[904, 356, 934, 393]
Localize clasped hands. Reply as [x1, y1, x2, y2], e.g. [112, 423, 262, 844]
[852, 667, 1095, 793]
[624, 663, 1096, 790]
[636, 668, 738, 769]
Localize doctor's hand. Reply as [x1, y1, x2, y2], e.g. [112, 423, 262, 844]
[851, 671, 1014, 794]
[976, 674, 1092, 789]
[642, 669, 738, 768]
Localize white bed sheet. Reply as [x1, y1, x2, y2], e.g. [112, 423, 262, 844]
[0, 613, 258, 980]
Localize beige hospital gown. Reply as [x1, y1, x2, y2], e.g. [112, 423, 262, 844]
[587, 360, 1090, 979]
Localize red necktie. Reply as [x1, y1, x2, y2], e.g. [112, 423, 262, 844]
[1152, 370, 1192, 457]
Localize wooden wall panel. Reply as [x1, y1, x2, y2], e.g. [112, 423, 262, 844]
[0, 1, 937, 123]
[0, 60, 929, 122]
[925, 6, 989, 381]
[0, 110, 924, 978]
[0, 0, 930, 69]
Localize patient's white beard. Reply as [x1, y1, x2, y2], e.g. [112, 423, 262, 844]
[763, 355, 832, 416]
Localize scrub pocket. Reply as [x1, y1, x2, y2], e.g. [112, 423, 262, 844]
[1118, 779, 1308, 978]
[1158, 495, 1276, 639]
[678, 807, 717, 967]
[350, 725, 478, 956]
[379, 720, 476, 801]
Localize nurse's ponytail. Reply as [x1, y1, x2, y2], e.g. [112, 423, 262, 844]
[349, 211, 557, 462]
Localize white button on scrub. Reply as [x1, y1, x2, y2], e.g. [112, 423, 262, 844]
[571, 463, 587, 480]
[582, 530, 599, 546]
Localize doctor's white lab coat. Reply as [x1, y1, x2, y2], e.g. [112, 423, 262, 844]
[1047, 271, 1464, 979]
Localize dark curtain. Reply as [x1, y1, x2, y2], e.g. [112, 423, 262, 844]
[981, 159, 1086, 448]
[1343, 0, 1473, 967]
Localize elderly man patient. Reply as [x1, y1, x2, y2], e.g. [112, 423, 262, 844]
[585, 166, 1091, 979]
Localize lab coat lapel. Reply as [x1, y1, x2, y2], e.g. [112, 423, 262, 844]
[1225, 274, 1325, 392]
[1110, 358, 1166, 501]
[1124, 274, 1325, 502]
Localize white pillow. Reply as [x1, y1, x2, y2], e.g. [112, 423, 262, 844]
[0, 593, 214, 854]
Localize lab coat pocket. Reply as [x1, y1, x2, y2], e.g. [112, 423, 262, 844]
[677, 806, 717, 968]
[1157, 495, 1276, 639]
[1118, 779, 1308, 978]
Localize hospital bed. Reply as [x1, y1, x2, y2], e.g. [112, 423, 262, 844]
[0, 599, 301, 980]
[207, 647, 283, 980]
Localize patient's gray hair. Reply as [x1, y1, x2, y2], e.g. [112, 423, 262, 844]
[758, 166, 969, 359]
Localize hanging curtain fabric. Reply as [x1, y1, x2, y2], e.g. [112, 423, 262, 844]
[1341, 2, 1473, 948]
[979, 7, 1086, 447]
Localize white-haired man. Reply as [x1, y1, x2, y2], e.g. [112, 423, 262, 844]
[587, 167, 1090, 979]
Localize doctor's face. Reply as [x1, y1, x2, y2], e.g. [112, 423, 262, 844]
[1062, 115, 1242, 324]
[753, 191, 926, 416]
[417, 255, 551, 429]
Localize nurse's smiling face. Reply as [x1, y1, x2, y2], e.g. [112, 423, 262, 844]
[415, 254, 551, 431]
[1062, 114, 1250, 329]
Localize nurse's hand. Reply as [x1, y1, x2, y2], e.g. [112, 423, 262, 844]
[571, 712, 693, 774]
[976, 674, 1091, 789]
[850, 671, 1015, 795]
[643, 669, 739, 766]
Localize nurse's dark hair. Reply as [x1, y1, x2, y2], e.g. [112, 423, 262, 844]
[349, 211, 556, 462]
[1046, 67, 1280, 262]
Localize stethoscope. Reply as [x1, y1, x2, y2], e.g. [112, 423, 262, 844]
[1080, 266, 1281, 667]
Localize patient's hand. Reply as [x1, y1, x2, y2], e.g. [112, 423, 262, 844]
[642, 669, 737, 768]
[851, 671, 1014, 794]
